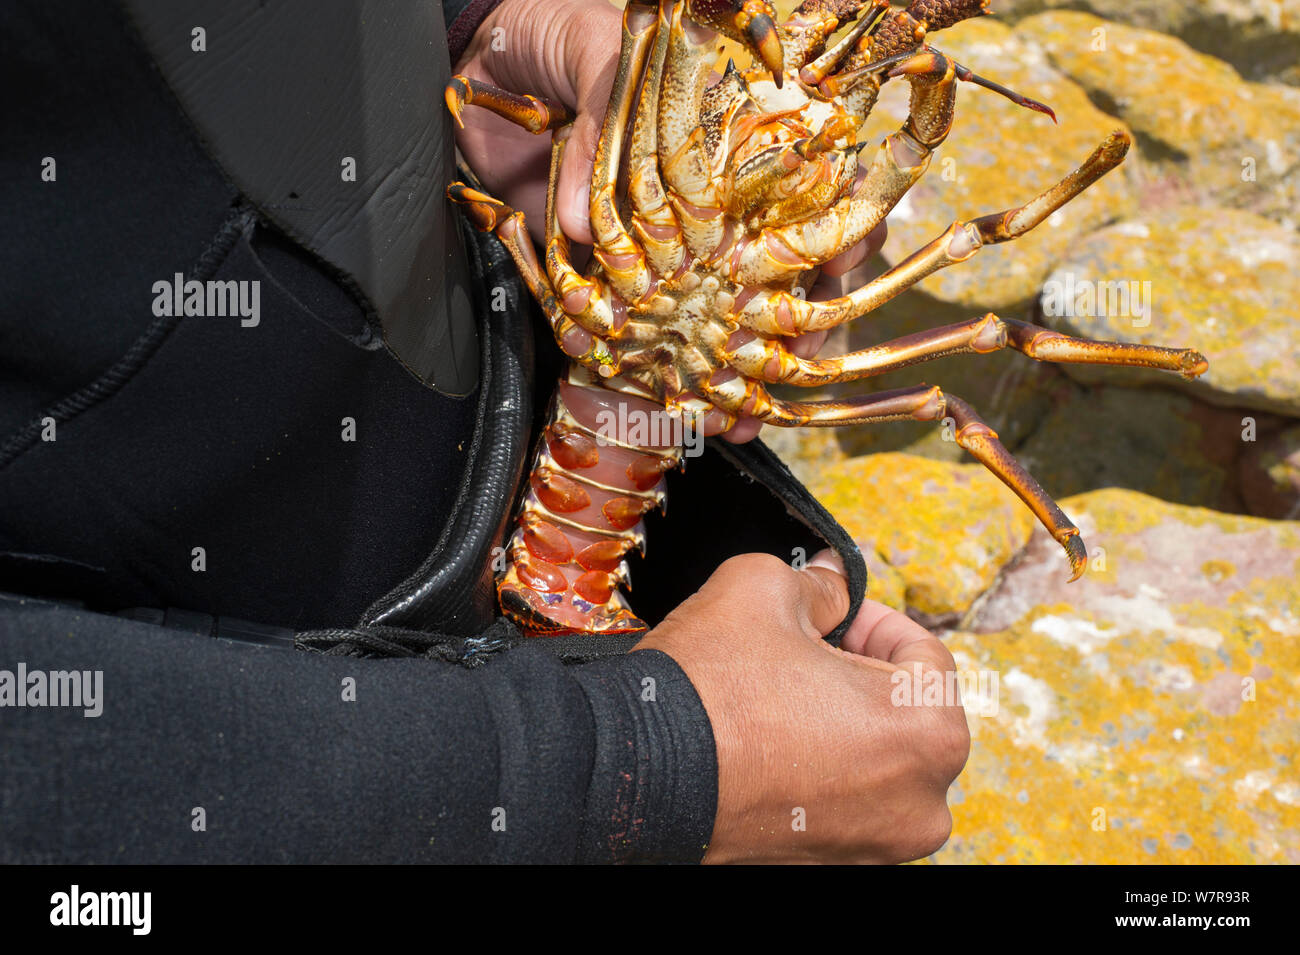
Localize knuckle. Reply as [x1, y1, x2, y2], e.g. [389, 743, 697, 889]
[939, 717, 972, 778]
[932, 642, 958, 674]
[911, 805, 954, 860]
[713, 552, 797, 597]
[923, 707, 971, 779]
[874, 804, 953, 865]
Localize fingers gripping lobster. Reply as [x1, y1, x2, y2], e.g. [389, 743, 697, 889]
[446, 0, 1208, 637]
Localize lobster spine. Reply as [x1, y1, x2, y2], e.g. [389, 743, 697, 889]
[497, 366, 684, 636]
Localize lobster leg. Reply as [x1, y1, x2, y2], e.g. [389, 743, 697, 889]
[779, 0, 874, 70]
[735, 131, 1132, 335]
[447, 183, 622, 372]
[833, 0, 992, 80]
[659, 5, 744, 263]
[657, 1, 719, 169]
[445, 76, 574, 133]
[444, 77, 631, 346]
[799, 2, 886, 90]
[728, 312, 1208, 386]
[589, 0, 661, 305]
[543, 132, 626, 342]
[686, 0, 784, 78]
[628, 0, 689, 279]
[658, 0, 788, 263]
[701, 379, 1087, 579]
[812, 0, 980, 113]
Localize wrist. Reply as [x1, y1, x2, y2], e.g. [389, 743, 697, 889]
[570, 647, 720, 862]
[636, 624, 765, 865]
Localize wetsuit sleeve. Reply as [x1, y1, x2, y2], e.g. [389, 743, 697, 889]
[443, 0, 509, 66]
[0, 600, 717, 863]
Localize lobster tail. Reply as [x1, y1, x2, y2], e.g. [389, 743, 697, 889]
[497, 369, 684, 636]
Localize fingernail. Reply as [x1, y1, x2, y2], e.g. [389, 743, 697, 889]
[806, 549, 845, 576]
[570, 163, 592, 217]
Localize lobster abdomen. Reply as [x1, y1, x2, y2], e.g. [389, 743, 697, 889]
[498, 369, 684, 636]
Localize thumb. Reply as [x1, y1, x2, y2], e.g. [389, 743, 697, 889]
[680, 552, 850, 643]
[557, 108, 600, 246]
[795, 549, 852, 640]
[555, 14, 619, 248]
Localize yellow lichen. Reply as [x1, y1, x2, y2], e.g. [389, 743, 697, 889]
[926, 488, 1300, 863]
[808, 453, 1034, 617]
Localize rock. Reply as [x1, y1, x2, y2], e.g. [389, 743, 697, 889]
[1037, 206, 1300, 417]
[1014, 385, 1248, 513]
[1239, 421, 1300, 520]
[988, 0, 1300, 87]
[859, 18, 1136, 311]
[806, 453, 1034, 622]
[857, 541, 908, 613]
[934, 488, 1300, 863]
[1016, 12, 1300, 226]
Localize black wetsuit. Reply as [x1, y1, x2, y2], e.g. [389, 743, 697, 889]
[0, 0, 864, 862]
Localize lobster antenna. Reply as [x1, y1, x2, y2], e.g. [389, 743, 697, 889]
[858, 46, 1058, 122]
[951, 59, 1057, 122]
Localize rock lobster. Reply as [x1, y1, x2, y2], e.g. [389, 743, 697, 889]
[446, 0, 1208, 636]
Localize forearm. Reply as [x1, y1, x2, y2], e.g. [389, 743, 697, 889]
[0, 599, 715, 863]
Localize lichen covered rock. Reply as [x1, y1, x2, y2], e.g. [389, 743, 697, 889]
[807, 453, 1034, 621]
[993, 0, 1300, 86]
[1016, 11, 1300, 226]
[860, 18, 1136, 310]
[933, 488, 1300, 863]
[1037, 207, 1300, 416]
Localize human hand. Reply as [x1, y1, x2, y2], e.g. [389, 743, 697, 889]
[634, 549, 970, 864]
[453, 0, 887, 441]
[453, 0, 620, 246]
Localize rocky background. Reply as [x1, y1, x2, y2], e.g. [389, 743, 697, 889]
[755, 1, 1300, 862]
